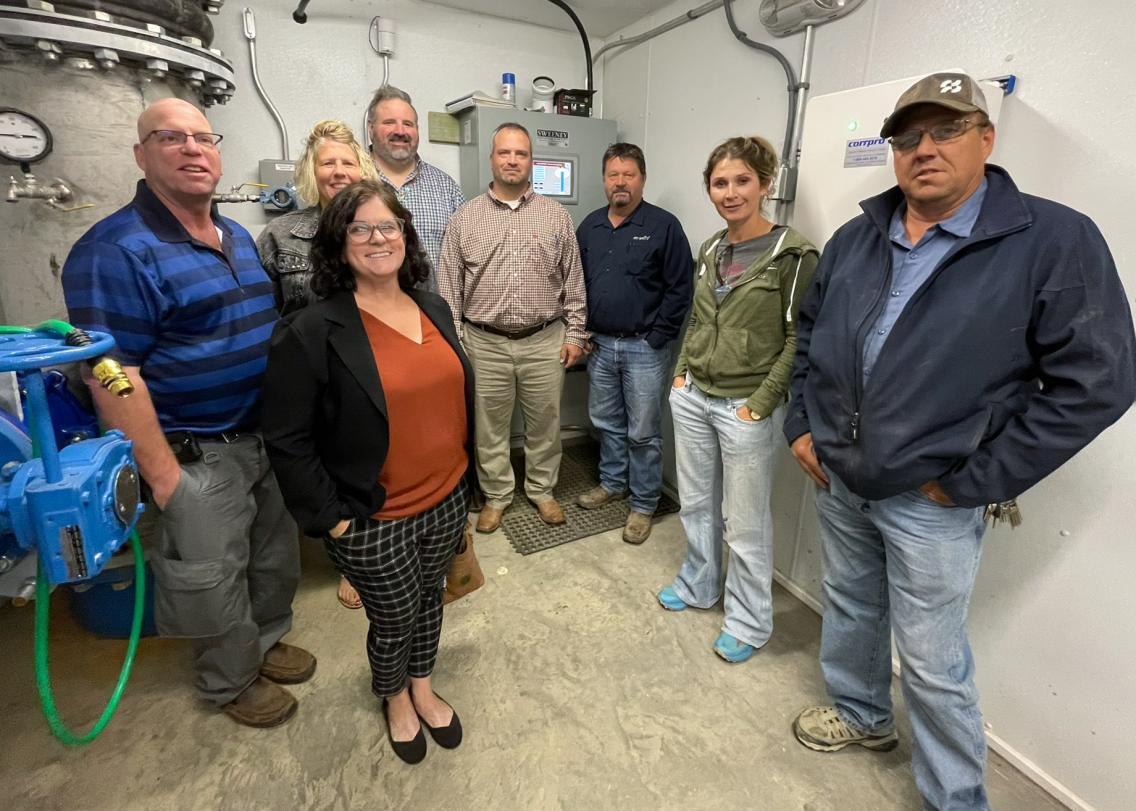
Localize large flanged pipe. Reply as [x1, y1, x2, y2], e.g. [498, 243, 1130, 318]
[49, 0, 214, 45]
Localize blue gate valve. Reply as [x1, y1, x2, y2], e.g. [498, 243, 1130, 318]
[0, 327, 143, 585]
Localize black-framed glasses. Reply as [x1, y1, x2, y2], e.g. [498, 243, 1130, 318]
[888, 118, 984, 152]
[143, 130, 224, 148]
[346, 219, 404, 242]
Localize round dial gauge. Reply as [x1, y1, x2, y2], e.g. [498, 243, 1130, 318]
[0, 108, 53, 164]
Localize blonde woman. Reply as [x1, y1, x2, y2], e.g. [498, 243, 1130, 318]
[257, 120, 376, 611]
[658, 136, 818, 663]
[257, 119, 377, 315]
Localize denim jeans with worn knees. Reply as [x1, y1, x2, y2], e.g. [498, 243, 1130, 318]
[816, 469, 989, 811]
[668, 379, 784, 649]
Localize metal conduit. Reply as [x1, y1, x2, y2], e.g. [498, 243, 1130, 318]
[723, 0, 798, 164]
[591, 0, 725, 64]
[242, 7, 289, 160]
[776, 23, 815, 223]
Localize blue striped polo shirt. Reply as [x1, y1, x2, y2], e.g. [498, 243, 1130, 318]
[62, 180, 277, 433]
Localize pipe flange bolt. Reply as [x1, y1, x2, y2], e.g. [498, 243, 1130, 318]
[93, 48, 119, 70]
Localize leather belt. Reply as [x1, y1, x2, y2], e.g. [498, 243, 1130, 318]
[195, 431, 250, 443]
[165, 429, 253, 464]
[466, 318, 558, 340]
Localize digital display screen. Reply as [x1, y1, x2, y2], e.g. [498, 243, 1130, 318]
[532, 159, 573, 197]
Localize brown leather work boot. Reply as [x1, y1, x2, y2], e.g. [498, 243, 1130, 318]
[223, 676, 297, 728]
[476, 505, 504, 533]
[535, 499, 566, 526]
[261, 641, 317, 684]
[622, 511, 653, 545]
[576, 485, 628, 510]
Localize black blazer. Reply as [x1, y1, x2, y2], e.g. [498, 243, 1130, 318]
[261, 288, 476, 535]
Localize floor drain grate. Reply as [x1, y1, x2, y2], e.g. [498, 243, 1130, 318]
[499, 442, 680, 555]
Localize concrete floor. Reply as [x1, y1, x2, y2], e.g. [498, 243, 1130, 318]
[1, 514, 1064, 811]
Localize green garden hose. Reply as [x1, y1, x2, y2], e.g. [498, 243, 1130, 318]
[0, 319, 74, 336]
[12, 324, 147, 746]
[34, 530, 145, 745]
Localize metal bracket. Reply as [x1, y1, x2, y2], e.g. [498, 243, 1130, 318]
[982, 74, 1018, 95]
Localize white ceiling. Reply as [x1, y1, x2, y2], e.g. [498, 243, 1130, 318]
[422, 0, 682, 39]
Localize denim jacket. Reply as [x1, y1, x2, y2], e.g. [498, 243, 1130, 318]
[255, 205, 320, 315]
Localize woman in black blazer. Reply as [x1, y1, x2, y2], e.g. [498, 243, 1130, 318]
[263, 180, 475, 765]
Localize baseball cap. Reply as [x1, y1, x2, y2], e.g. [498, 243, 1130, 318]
[880, 72, 989, 137]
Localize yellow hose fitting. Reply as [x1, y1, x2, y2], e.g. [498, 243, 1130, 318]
[91, 358, 133, 397]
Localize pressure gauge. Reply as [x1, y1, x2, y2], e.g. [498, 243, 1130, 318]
[0, 108, 53, 165]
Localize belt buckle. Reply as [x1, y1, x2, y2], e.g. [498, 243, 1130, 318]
[219, 431, 241, 443]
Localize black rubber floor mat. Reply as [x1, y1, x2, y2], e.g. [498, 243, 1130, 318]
[499, 441, 680, 555]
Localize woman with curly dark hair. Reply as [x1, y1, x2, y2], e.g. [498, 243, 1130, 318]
[262, 180, 475, 764]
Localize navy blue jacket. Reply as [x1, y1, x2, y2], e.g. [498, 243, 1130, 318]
[785, 165, 1135, 507]
[576, 200, 693, 348]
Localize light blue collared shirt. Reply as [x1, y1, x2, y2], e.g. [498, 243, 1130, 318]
[861, 178, 988, 378]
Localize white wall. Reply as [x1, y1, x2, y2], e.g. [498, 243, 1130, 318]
[207, 0, 591, 234]
[600, 1, 1136, 809]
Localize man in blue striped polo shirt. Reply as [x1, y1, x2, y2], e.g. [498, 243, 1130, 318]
[62, 98, 313, 728]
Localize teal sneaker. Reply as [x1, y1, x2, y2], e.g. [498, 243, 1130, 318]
[713, 631, 755, 663]
[657, 586, 687, 611]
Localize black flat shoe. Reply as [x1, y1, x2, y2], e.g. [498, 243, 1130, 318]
[416, 695, 463, 749]
[382, 699, 427, 764]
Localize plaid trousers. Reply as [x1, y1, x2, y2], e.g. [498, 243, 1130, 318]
[324, 480, 470, 696]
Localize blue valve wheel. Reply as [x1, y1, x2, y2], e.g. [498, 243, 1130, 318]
[0, 330, 116, 373]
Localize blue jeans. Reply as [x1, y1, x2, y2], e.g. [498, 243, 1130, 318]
[816, 469, 989, 811]
[668, 378, 784, 648]
[587, 335, 673, 514]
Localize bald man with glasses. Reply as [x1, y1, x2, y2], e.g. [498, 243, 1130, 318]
[62, 98, 312, 729]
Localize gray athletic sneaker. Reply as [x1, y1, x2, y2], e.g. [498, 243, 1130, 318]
[793, 706, 899, 752]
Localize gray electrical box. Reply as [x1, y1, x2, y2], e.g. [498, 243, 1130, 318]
[456, 107, 617, 228]
[258, 158, 298, 212]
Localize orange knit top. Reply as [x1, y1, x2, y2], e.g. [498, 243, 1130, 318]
[360, 309, 468, 519]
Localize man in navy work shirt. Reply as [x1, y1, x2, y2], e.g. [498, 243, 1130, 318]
[575, 143, 692, 544]
[785, 73, 1135, 809]
[62, 98, 314, 728]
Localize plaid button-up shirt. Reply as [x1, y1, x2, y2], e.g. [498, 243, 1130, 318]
[376, 158, 465, 292]
[438, 185, 587, 347]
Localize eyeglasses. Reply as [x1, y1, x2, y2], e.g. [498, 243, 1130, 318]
[346, 219, 404, 242]
[143, 130, 224, 148]
[888, 118, 984, 152]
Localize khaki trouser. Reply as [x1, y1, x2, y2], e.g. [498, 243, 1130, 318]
[464, 321, 565, 509]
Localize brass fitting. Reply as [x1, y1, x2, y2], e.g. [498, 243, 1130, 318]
[91, 358, 133, 397]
